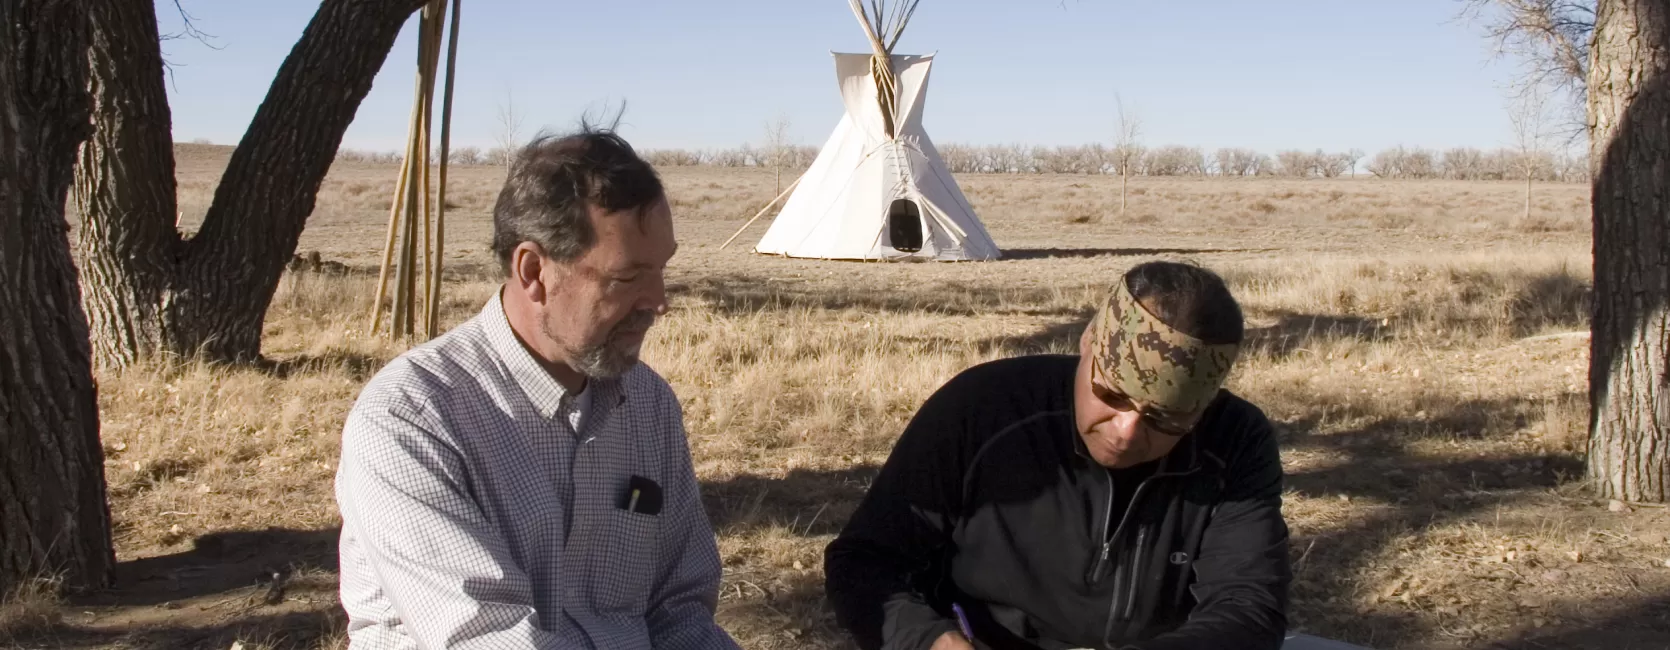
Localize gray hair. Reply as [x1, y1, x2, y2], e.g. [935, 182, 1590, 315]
[491, 126, 664, 272]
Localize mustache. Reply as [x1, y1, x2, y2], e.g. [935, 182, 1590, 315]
[608, 309, 658, 338]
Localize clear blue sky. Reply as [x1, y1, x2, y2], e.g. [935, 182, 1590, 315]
[158, 0, 1531, 155]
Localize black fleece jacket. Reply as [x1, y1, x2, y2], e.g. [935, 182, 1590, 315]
[825, 355, 1291, 650]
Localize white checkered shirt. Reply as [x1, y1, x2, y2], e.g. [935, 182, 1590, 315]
[335, 290, 738, 650]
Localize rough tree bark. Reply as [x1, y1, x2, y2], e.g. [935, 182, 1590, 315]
[0, 0, 115, 593]
[75, 0, 428, 367]
[1586, 0, 1670, 501]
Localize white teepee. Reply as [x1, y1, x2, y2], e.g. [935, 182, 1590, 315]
[753, 3, 999, 261]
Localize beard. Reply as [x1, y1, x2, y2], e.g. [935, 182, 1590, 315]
[544, 308, 658, 379]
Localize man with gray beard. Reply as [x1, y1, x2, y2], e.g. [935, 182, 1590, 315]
[335, 127, 738, 650]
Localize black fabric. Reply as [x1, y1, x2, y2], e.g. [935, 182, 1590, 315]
[824, 355, 1291, 650]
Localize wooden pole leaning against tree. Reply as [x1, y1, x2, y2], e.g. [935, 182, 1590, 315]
[390, 5, 437, 338]
[372, 0, 458, 340]
[369, 134, 414, 334]
[374, 7, 433, 337]
[417, 0, 439, 336]
[428, 0, 462, 338]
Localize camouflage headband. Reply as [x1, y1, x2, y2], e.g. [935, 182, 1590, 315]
[1089, 280, 1240, 425]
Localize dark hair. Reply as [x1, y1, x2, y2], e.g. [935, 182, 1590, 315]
[1124, 261, 1244, 344]
[491, 125, 664, 272]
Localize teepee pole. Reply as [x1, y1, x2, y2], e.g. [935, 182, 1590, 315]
[849, 0, 888, 52]
[848, 0, 900, 139]
[720, 174, 803, 250]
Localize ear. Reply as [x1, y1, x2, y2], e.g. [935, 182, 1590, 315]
[510, 242, 549, 305]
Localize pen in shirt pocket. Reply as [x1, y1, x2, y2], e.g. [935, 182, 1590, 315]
[622, 475, 663, 515]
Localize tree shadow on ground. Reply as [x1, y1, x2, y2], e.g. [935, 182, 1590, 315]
[975, 310, 1096, 356]
[12, 529, 344, 649]
[1491, 595, 1670, 649]
[1505, 268, 1591, 339]
[1277, 396, 1566, 454]
[13, 609, 344, 650]
[76, 527, 340, 609]
[718, 563, 847, 649]
[1269, 394, 1625, 649]
[1245, 311, 1396, 360]
[259, 351, 386, 381]
[702, 466, 881, 538]
[1239, 264, 1591, 363]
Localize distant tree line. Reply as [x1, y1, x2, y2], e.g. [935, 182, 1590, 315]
[333, 143, 826, 170]
[331, 142, 1590, 182]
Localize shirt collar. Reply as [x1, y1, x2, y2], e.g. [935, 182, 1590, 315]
[480, 288, 628, 420]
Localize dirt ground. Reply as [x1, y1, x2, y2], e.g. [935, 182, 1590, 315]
[7, 145, 1666, 650]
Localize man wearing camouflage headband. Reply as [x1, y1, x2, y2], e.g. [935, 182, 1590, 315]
[824, 261, 1292, 650]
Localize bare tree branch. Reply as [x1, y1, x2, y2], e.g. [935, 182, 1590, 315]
[1459, 0, 1592, 93]
[1459, 0, 1594, 144]
[160, 0, 221, 48]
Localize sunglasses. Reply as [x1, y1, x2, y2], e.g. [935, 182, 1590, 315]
[1089, 353, 1199, 437]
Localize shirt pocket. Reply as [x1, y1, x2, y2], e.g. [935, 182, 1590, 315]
[590, 507, 663, 614]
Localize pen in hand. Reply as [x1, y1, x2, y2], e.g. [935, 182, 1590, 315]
[951, 603, 974, 642]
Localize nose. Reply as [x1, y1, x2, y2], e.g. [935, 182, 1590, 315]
[641, 272, 669, 315]
[1104, 408, 1143, 446]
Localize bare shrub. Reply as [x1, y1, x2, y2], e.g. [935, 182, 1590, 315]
[1276, 150, 1315, 178]
[1216, 148, 1271, 176]
[940, 143, 980, 174]
[1144, 145, 1205, 176]
[645, 149, 705, 167]
[1367, 146, 1440, 179]
[1315, 151, 1355, 178]
[1443, 147, 1488, 180]
[448, 146, 482, 166]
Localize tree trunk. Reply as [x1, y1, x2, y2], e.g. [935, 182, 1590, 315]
[74, 0, 428, 367]
[1525, 171, 1533, 221]
[0, 0, 115, 594]
[1586, 0, 1670, 501]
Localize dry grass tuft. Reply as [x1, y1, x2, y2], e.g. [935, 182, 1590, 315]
[0, 576, 63, 643]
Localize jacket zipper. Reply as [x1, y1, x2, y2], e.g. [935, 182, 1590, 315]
[1088, 467, 1117, 582]
[1092, 473, 1153, 583]
[1120, 524, 1150, 621]
[1096, 477, 1164, 647]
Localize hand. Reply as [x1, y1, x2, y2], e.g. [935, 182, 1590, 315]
[930, 630, 974, 650]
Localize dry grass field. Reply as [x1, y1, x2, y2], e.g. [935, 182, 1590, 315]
[7, 143, 1667, 650]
